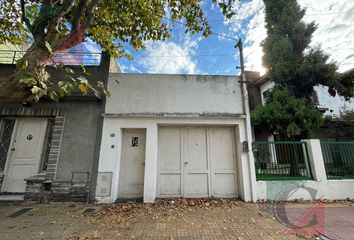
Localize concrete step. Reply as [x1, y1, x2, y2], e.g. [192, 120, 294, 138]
[0, 194, 24, 202]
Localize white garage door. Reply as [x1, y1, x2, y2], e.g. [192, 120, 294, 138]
[158, 127, 238, 198]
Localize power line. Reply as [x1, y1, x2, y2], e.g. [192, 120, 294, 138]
[206, 11, 354, 23]
[130, 46, 354, 59]
[136, 54, 236, 58]
[162, 16, 239, 41]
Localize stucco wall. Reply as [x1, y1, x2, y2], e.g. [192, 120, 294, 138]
[257, 180, 354, 201]
[0, 100, 102, 180]
[96, 117, 253, 203]
[97, 73, 257, 203]
[0, 53, 111, 201]
[257, 139, 354, 201]
[315, 85, 354, 116]
[106, 74, 243, 115]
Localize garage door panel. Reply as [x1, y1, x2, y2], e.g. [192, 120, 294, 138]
[184, 128, 208, 170]
[210, 128, 235, 170]
[158, 126, 237, 198]
[184, 173, 209, 197]
[159, 128, 181, 171]
[212, 173, 237, 197]
[159, 174, 181, 196]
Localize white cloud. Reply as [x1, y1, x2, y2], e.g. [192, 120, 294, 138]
[118, 63, 142, 73]
[298, 0, 354, 72]
[140, 37, 198, 74]
[226, 0, 354, 74]
[224, 0, 267, 74]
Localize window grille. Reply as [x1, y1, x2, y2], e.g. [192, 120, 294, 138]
[40, 119, 55, 171]
[0, 119, 15, 173]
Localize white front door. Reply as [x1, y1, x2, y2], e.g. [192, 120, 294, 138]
[3, 118, 48, 193]
[118, 129, 146, 198]
[158, 126, 237, 198]
[183, 127, 209, 197]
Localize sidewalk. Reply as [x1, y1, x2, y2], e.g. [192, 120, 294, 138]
[0, 199, 309, 240]
[259, 201, 354, 240]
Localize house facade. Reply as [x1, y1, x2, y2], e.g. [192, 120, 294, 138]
[95, 73, 259, 203]
[249, 75, 354, 141]
[0, 52, 114, 202]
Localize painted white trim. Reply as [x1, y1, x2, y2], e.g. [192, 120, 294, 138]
[1, 119, 19, 193]
[96, 117, 251, 203]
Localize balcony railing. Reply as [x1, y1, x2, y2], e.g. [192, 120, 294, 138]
[0, 50, 102, 66]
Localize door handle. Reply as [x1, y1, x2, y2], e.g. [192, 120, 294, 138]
[184, 162, 189, 165]
[10, 148, 15, 151]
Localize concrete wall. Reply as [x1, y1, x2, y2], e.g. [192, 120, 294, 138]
[106, 74, 243, 115]
[96, 117, 253, 203]
[0, 53, 111, 201]
[257, 180, 354, 201]
[257, 139, 354, 201]
[97, 73, 256, 203]
[0, 99, 102, 197]
[315, 85, 354, 116]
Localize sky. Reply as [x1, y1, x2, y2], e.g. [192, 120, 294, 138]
[83, 0, 354, 76]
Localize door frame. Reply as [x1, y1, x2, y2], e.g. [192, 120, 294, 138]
[117, 128, 147, 199]
[1, 118, 19, 193]
[1, 117, 48, 193]
[157, 125, 239, 198]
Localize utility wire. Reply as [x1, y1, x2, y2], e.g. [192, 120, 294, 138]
[131, 46, 354, 58]
[162, 16, 239, 41]
[206, 11, 354, 22]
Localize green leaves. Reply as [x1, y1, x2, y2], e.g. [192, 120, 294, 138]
[0, 0, 28, 45]
[45, 41, 53, 54]
[262, 0, 353, 100]
[251, 89, 323, 140]
[1, 0, 239, 102]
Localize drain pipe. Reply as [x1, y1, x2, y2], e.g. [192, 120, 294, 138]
[236, 39, 258, 202]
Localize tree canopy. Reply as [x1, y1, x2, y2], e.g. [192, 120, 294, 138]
[251, 88, 323, 140]
[251, 0, 353, 140]
[0, 0, 237, 102]
[262, 0, 354, 100]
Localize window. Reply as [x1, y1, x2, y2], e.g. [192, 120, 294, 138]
[40, 119, 55, 171]
[262, 89, 270, 103]
[0, 119, 15, 173]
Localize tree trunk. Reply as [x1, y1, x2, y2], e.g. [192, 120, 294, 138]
[0, 44, 52, 103]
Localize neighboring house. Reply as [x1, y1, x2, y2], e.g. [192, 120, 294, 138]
[249, 75, 354, 141]
[0, 51, 116, 202]
[0, 43, 28, 64]
[95, 72, 259, 203]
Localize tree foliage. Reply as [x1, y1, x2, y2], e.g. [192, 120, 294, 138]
[251, 89, 323, 140]
[339, 109, 354, 122]
[262, 0, 354, 100]
[0, 0, 237, 102]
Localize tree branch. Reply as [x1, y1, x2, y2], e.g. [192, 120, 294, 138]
[84, 0, 99, 30]
[44, 0, 76, 46]
[72, 0, 88, 32]
[20, 0, 33, 31]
